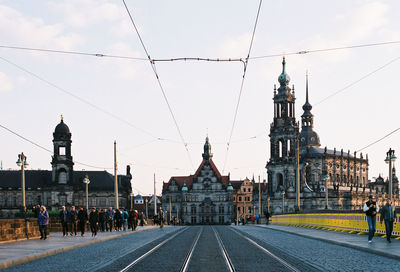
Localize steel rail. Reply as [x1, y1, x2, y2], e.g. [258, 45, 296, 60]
[119, 227, 188, 272]
[212, 226, 236, 272]
[179, 227, 203, 272]
[230, 228, 301, 272]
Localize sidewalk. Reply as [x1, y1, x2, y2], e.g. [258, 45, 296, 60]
[257, 224, 400, 260]
[0, 226, 157, 269]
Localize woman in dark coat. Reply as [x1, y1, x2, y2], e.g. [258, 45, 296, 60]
[89, 207, 99, 237]
[38, 206, 49, 240]
[114, 209, 122, 231]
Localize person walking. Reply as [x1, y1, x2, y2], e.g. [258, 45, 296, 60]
[265, 210, 271, 225]
[106, 207, 114, 232]
[99, 209, 106, 232]
[59, 205, 69, 237]
[69, 206, 78, 236]
[159, 208, 165, 229]
[38, 206, 49, 240]
[363, 195, 379, 243]
[380, 198, 397, 243]
[121, 208, 129, 231]
[128, 209, 134, 230]
[114, 209, 122, 231]
[140, 212, 145, 227]
[77, 207, 88, 236]
[133, 210, 138, 230]
[89, 207, 99, 237]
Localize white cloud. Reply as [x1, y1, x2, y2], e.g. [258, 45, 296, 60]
[218, 33, 252, 58]
[299, 1, 390, 64]
[106, 42, 142, 79]
[49, 0, 125, 28]
[0, 72, 13, 92]
[0, 4, 83, 50]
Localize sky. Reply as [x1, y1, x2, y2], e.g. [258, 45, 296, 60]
[1, 0, 400, 196]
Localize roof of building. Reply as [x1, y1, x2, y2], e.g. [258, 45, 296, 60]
[163, 159, 230, 193]
[54, 118, 70, 135]
[0, 170, 131, 191]
[301, 147, 358, 159]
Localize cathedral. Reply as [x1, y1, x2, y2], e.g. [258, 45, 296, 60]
[162, 137, 234, 224]
[0, 117, 132, 215]
[266, 57, 371, 212]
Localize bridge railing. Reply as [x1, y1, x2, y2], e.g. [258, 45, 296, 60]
[270, 213, 400, 237]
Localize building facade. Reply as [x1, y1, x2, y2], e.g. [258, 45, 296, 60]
[266, 58, 375, 213]
[0, 117, 132, 216]
[162, 137, 233, 225]
[232, 178, 254, 222]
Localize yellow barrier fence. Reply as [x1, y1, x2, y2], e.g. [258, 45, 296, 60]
[271, 213, 400, 237]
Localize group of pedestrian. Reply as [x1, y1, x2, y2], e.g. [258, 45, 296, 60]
[364, 195, 397, 243]
[58, 206, 148, 238]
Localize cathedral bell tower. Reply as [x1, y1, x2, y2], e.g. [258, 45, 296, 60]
[266, 57, 299, 196]
[51, 115, 74, 185]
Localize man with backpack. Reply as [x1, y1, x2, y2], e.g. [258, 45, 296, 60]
[121, 208, 129, 231]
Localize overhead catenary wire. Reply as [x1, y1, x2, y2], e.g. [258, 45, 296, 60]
[0, 45, 148, 61]
[0, 55, 171, 143]
[315, 55, 400, 106]
[249, 40, 400, 60]
[222, 0, 263, 174]
[2, 40, 400, 63]
[356, 127, 400, 153]
[122, 0, 194, 170]
[0, 122, 112, 170]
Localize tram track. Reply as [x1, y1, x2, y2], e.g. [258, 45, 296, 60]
[119, 227, 189, 272]
[116, 226, 202, 272]
[229, 227, 302, 272]
[212, 226, 236, 272]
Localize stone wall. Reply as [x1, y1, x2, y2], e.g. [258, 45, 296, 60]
[0, 218, 62, 242]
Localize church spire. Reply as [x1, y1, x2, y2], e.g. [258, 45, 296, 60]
[300, 71, 320, 148]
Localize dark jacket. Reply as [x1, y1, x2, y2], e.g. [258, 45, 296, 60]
[99, 211, 106, 223]
[38, 211, 49, 226]
[77, 209, 88, 222]
[380, 204, 397, 222]
[363, 201, 379, 217]
[69, 210, 78, 222]
[59, 210, 69, 223]
[89, 211, 99, 225]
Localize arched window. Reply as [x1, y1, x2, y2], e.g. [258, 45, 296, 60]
[58, 169, 67, 184]
[287, 139, 291, 156]
[279, 140, 283, 158]
[276, 173, 283, 192]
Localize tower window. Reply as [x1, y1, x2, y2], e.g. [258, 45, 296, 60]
[58, 170, 67, 184]
[59, 146, 66, 156]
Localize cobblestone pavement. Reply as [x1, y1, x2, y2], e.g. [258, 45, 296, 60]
[238, 225, 399, 272]
[3, 227, 183, 272]
[4, 225, 399, 272]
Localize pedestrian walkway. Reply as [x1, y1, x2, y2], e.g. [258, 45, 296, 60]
[257, 224, 400, 260]
[0, 226, 157, 269]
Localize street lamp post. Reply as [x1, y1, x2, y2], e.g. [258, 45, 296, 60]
[385, 149, 397, 200]
[267, 197, 270, 213]
[145, 198, 148, 218]
[83, 175, 90, 213]
[16, 153, 29, 212]
[130, 193, 134, 210]
[282, 191, 285, 214]
[323, 174, 329, 209]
